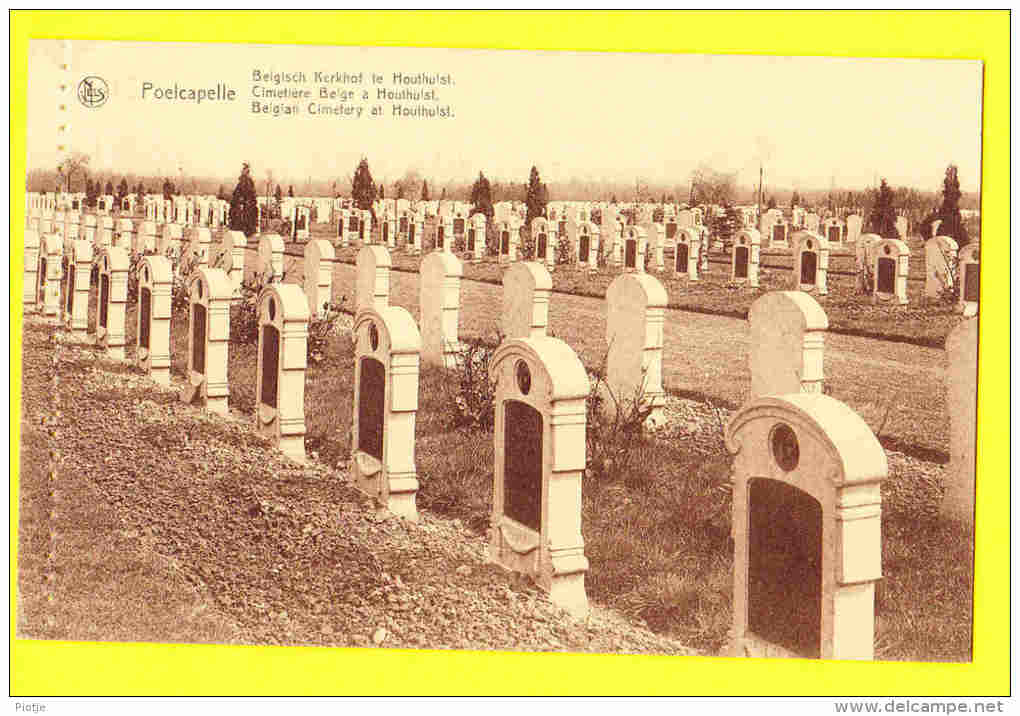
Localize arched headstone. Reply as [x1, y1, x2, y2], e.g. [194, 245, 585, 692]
[351, 306, 422, 521]
[726, 394, 886, 660]
[468, 213, 486, 262]
[356, 245, 391, 314]
[257, 233, 285, 283]
[304, 240, 335, 319]
[95, 246, 129, 359]
[62, 239, 93, 339]
[958, 244, 980, 316]
[791, 231, 829, 295]
[606, 272, 667, 425]
[942, 318, 978, 525]
[419, 251, 463, 368]
[257, 284, 310, 461]
[924, 235, 959, 300]
[749, 291, 828, 398]
[872, 239, 910, 305]
[732, 229, 761, 287]
[489, 336, 590, 617]
[219, 230, 248, 297]
[181, 267, 233, 415]
[503, 262, 552, 341]
[136, 255, 173, 385]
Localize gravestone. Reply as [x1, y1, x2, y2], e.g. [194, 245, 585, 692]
[407, 216, 424, 254]
[674, 227, 700, 280]
[503, 262, 552, 340]
[871, 239, 910, 305]
[303, 239, 335, 319]
[419, 250, 463, 368]
[759, 212, 777, 247]
[726, 393, 886, 660]
[336, 211, 349, 247]
[356, 245, 391, 314]
[958, 244, 980, 316]
[791, 231, 829, 295]
[63, 239, 93, 339]
[489, 334, 590, 617]
[381, 216, 396, 248]
[895, 216, 908, 239]
[574, 222, 600, 270]
[622, 227, 647, 273]
[942, 318, 978, 525]
[855, 233, 880, 293]
[140, 221, 158, 254]
[23, 229, 40, 312]
[257, 233, 285, 283]
[159, 223, 184, 264]
[468, 214, 487, 261]
[136, 255, 173, 386]
[351, 305, 422, 521]
[606, 272, 667, 426]
[294, 206, 311, 240]
[96, 246, 129, 359]
[184, 227, 213, 269]
[772, 221, 789, 248]
[924, 235, 959, 300]
[36, 234, 63, 320]
[180, 267, 233, 416]
[749, 291, 828, 398]
[732, 229, 761, 287]
[641, 221, 666, 272]
[256, 284, 310, 461]
[498, 221, 520, 264]
[846, 214, 863, 244]
[531, 217, 555, 270]
[804, 213, 820, 234]
[219, 230, 248, 297]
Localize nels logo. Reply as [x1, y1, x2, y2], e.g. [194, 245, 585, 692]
[77, 76, 109, 109]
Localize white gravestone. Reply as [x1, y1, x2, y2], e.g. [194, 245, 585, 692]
[257, 233, 285, 283]
[674, 227, 701, 280]
[184, 227, 212, 269]
[606, 272, 667, 426]
[942, 318, 978, 525]
[96, 246, 130, 359]
[351, 305, 422, 522]
[924, 235, 959, 300]
[503, 262, 552, 341]
[531, 217, 556, 270]
[181, 267, 232, 416]
[23, 229, 40, 312]
[467, 214, 487, 261]
[791, 231, 829, 295]
[356, 245, 391, 314]
[256, 283, 310, 462]
[846, 214, 863, 244]
[872, 239, 910, 306]
[303, 240, 335, 319]
[419, 251, 463, 369]
[136, 255, 173, 386]
[36, 234, 63, 320]
[218, 230, 248, 297]
[62, 239, 93, 339]
[489, 334, 591, 617]
[732, 229, 761, 288]
[957, 244, 980, 317]
[726, 394, 886, 660]
[749, 291, 828, 398]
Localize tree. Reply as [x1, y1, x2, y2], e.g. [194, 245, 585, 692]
[710, 204, 743, 248]
[275, 184, 283, 203]
[84, 179, 95, 208]
[116, 178, 128, 206]
[229, 162, 258, 237]
[866, 179, 897, 238]
[690, 164, 737, 205]
[766, 196, 777, 210]
[934, 164, 970, 247]
[351, 158, 376, 210]
[57, 152, 90, 193]
[525, 166, 548, 225]
[421, 179, 430, 202]
[104, 180, 114, 196]
[216, 185, 226, 201]
[378, 184, 385, 200]
[790, 190, 801, 208]
[288, 185, 294, 198]
[136, 183, 146, 201]
[162, 179, 175, 200]
[470, 171, 494, 220]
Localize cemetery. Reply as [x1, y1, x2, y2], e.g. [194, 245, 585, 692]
[17, 190, 979, 663]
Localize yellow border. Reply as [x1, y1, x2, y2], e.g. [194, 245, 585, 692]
[10, 10, 1009, 696]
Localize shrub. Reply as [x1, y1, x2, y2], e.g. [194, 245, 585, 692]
[518, 227, 536, 260]
[584, 351, 655, 483]
[229, 271, 271, 346]
[447, 337, 500, 430]
[307, 296, 349, 365]
[556, 236, 574, 266]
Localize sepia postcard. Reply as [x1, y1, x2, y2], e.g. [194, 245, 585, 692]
[12, 21, 1002, 697]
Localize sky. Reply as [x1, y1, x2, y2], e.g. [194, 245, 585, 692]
[26, 40, 984, 193]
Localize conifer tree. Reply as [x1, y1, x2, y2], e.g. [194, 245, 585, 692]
[866, 179, 898, 238]
[525, 166, 548, 224]
[228, 162, 258, 237]
[351, 158, 376, 210]
[470, 171, 494, 220]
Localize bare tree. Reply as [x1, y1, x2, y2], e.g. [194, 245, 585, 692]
[57, 152, 90, 193]
[690, 164, 737, 206]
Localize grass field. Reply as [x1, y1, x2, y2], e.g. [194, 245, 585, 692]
[44, 243, 972, 662]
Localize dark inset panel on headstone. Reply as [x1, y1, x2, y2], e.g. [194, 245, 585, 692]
[66, 263, 76, 313]
[297, 214, 306, 230]
[625, 239, 637, 268]
[399, 217, 408, 234]
[504, 400, 543, 532]
[537, 234, 547, 258]
[454, 218, 465, 235]
[192, 303, 206, 374]
[735, 246, 749, 278]
[139, 287, 151, 349]
[558, 221, 567, 235]
[409, 225, 416, 243]
[383, 223, 389, 242]
[579, 236, 590, 262]
[828, 226, 840, 244]
[261, 325, 279, 409]
[467, 230, 476, 252]
[775, 225, 787, 243]
[99, 274, 110, 328]
[437, 226, 445, 247]
[800, 252, 817, 285]
[38, 257, 47, 304]
[350, 216, 360, 233]
[748, 478, 822, 658]
[501, 232, 510, 254]
[358, 357, 385, 461]
[337, 219, 344, 237]
[877, 257, 895, 294]
[676, 243, 689, 273]
[360, 222, 366, 241]
[964, 263, 980, 302]
[666, 224, 677, 240]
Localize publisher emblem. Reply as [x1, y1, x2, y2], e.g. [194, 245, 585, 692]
[77, 76, 109, 108]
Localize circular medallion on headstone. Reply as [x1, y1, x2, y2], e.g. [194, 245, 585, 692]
[515, 360, 532, 395]
[884, 245, 891, 255]
[806, 239, 813, 250]
[770, 423, 800, 472]
[368, 322, 379, 351]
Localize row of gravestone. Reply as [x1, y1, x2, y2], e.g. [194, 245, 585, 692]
[22, 232, 978, 662]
